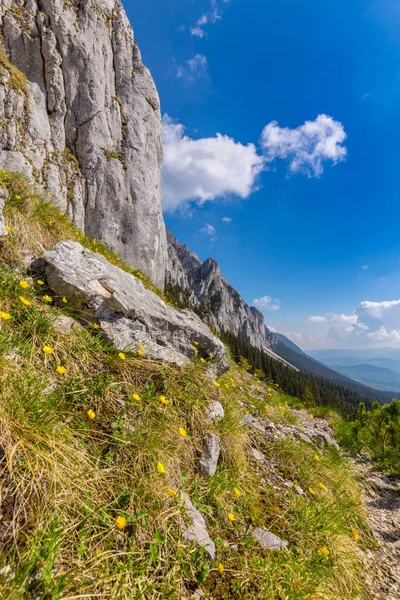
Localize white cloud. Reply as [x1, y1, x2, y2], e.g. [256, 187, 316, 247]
[308, 315, 327, 323]
[361, 264, 368, 270]
[285, 331, 303, 341]
[222, 216, 232, 223]
[162, 115, 264, 211]
[177, 54, 208, 80]
[253, 296, 281, 311]
[190, 27, 206, 38]
[365, 326, 400, 342]
[358, 299, 400, 320]
[190, 0, 222, 37]
[199, 223, 216, 236]
[261, 114, 347, 177]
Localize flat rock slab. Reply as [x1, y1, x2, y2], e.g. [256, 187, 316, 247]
[44, 241, 229, 376]
[181, 493, 215, 560]
[207, 401, 224, 424]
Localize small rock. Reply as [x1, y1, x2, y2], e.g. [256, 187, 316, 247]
[0, 565, 15, 580]
[191, 589, 205, 600]
[4, 351, 21, 363]
[182, 493, 215, 559]
[206, 401, 224, 423]
[242, 414, 266, 434]
[53, 315, 74, 334]
[199, 434, 220, 477]
[251, 527, 288, 551]
[249, 447, 267, 464]
[0, 189, 8, 237]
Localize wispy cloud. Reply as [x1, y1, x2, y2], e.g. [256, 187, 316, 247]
[308, 315, 327, 323]
[253, 296, 281, 311]
[190, 0, 223, 38]
[222, 216, 232, 223]
[361, 264, 368, 270]
[199, 223, 216, 236]
[177, 54, 208, 80]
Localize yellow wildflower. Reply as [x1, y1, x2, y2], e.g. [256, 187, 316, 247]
[233, 487, 242, 497]
[169, 354, 173, 358]
[200, 357, 206, 363]
[19, 281, 29, 289]
[314, 454, 321, 461]
[43, 295, 53, 303]
[62, 297, 67, 303]
[0, 311, 12, 320]
[19, 296, 31, 307]
[118, 352, 126, 360]
[308, 487, 316, 496]
[213, 381, 221, 388]
[224, 383, 229, 388]
[87, 409, 96, 420]
[37, 280, 45, 286]
[353, 529, 360, 541]
[15, 194, 21, 200]
[47, 193, 51, 197]
[159, 395, 169, 405]
[167, 488, 177, 497]
[179, 427, 188, 437]
[309, 414, 314, 420]
[42, 345, 54, 354]
[132, 393, 141, 402]
[319, 482, 327, 490]
[115, 515, 127, 529]
[139, 344, 144, 350]
[157, 461, 166, 475]
[218, 563, 224, 573]
[4, 225, 11, 232]
[227, 512, 236, 522]
[56, 365, 67, 375]
[231, 382, 236, 388]
[49, 220, 53, 226]
[193, 341, 199, 345]
[318, 546, 330, 557]
[92, 323, 100, 329]
[137, 350, 143, 356]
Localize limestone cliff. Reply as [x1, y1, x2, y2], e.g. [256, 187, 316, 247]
[0, 0, 166, 288]
[166, 228, 282, 354]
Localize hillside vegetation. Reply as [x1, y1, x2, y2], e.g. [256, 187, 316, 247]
[0, 173, 375, 599]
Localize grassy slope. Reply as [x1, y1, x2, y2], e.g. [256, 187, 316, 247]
[0, 173, 373, 599]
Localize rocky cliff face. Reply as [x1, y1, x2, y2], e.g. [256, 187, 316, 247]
[166, 228, 280, 353]
[0, 0, 166, 288]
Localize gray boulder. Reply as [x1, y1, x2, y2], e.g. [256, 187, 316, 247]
[0, 189, 8, 237]
[199, 434, 221, 477]
[0, 0, 166, 287]
[251, 527, 287, 551]
[181, 494, 215, 560]
[44, 241, 229, 375]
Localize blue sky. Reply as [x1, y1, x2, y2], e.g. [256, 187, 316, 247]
[125, 0, 400, 350]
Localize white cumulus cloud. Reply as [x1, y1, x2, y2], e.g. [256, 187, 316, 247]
[222, 216, 232, 223]
[308, 315, 327, 323]
[162, 115, 264, 212]
[253, 296, 281, 312]
[261, 114, 347, 177]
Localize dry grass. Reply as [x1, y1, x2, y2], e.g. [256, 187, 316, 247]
[0, 173, 373, 599]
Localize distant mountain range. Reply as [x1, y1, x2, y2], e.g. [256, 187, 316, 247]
[310, 349, 400, 393]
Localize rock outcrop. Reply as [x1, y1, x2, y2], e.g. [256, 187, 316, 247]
[0, 0, 166, 287]
[43, 240, 229, 375]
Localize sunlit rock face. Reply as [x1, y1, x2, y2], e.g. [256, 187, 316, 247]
[0, 0, 166, 288]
